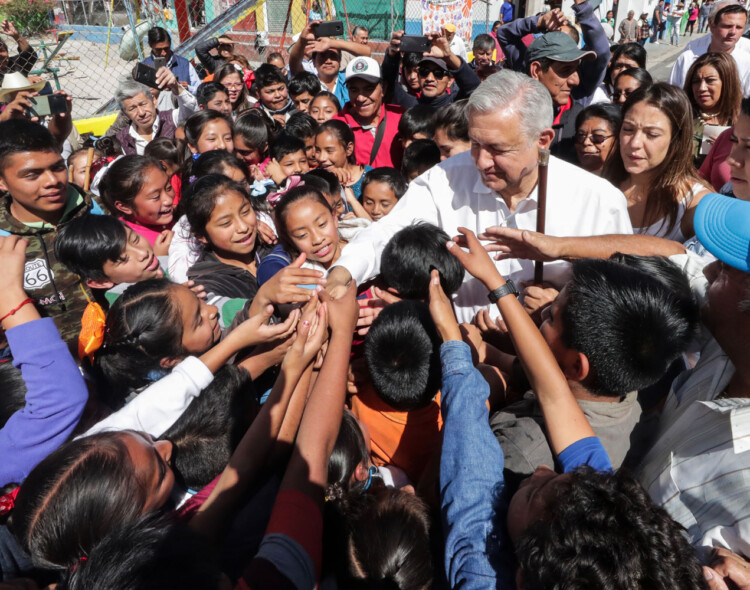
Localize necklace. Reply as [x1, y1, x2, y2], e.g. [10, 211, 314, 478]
[699, 111, 721, 121]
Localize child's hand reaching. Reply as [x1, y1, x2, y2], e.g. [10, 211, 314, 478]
[0, 235, 39, 329]
[257, 220, 278, 245]
[153, 230, 174, 257]
[447, 228, 504, 291]
[228, 304, 300, 350]
[320, 280, 358, 335]
[264, 159, 287, 185]
[182, 280, 207, 299]
[257, 253, 326, 306]
[427, 269, 462, 343]
[282, 295, 328, 372]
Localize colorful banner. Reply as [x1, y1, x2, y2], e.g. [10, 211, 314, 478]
[420, 0, 472, 45]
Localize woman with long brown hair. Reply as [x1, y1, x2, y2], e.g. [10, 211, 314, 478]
[603, 82, 710, 241]
[215, 63, 255, 119]
[683, 52, 741, 167]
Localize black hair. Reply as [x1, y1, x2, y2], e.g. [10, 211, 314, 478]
[185, 174, 253, 243]
[289, 71, 322, 97]
[235, 108, 275, 151]
[402, 52, 422, 70]
[575, 102, 623, 135]
[147, 26, 171, 46]
[59, 516, 222, 590]
[178, 149, 252, 218]
[327, 410, 370, 494]
[305, 167, 342, 196]
[269, 132, 307, 162]
[274, 185, 333, 254]
[54, 214, 129, 281]
[253, 63, 289, 91]
[398, 104, 436, 141]
[432, 99, 469, 142]
[183, 110, 233, 150]
[560, 257, 699, 396]
[615, 66, 653, 89]
[195, 81, 229, 108]
[742, 96, 750, 118]
[0, 361, 27, 429]
[312, 90, 342, 112]
[401, 139, 440, 178]
[324, 484, 433, 590]
[361, 167, 407, 201]
[299, 172, 336, 198]
[285, 111, 319, 141]
[364, 300, 441, 411]
[99, 155, 165, 217]
[380, 223, 464, 300]
[162, 365, 257, 491]
[516, 468, 708, 590]
[610, 42, 647, 70]
[713, 2, 747, 23]
[93, 278, 183, 403]
[317, 119, 355, 164]
[144, 137, 183, 170]
[472, 33, 495, 52]
[0, 119, 59, 171]
[11, 432, 152, 569]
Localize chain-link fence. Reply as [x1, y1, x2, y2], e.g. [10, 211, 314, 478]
[0, 0, 509, 124]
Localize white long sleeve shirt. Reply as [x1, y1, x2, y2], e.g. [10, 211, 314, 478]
[669, 36, 750, 96]
[332, 151, 633, 323]
[82, 356, 214, 438]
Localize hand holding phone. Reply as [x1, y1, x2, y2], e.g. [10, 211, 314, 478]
[25, 94, 68, 118]
[132, 63, 160, 89]
[399, 35, 431, 53]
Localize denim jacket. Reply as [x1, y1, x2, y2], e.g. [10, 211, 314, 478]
[439, 341, 612, 588]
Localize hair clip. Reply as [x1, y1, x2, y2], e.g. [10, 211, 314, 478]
[191, 153, 201, 161]
[0, 487, 19, 516]
[363, 465, 378, 491]
[189, 175, 197, 183]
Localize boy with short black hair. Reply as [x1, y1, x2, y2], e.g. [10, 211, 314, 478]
[253, 63, 295, 124]
[269, 133, 310, 178]
[0, 118, 103, 348]
[54, 214, 165, 304]
[284, 111, 319, 167]
[360, 167, 407, 221]
[288, 71, 321, 113]
[380, 222, 464, 299]
[401, 139, 441, 181]
[397, 104, 436, 149]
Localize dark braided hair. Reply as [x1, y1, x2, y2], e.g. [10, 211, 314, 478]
[93, 278, 183, 408]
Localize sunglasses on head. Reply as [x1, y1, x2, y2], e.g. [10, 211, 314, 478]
[574, 132, 614, 145]
[417, 66, 449, 79]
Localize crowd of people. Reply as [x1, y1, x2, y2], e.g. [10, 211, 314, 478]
[0, 0, 750, 587]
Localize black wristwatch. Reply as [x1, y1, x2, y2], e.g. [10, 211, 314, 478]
[487, 280, 518, 303]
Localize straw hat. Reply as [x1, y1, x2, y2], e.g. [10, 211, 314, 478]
[0, 72, 46, 102]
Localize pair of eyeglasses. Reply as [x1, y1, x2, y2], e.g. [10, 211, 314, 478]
[612, 90, 633, 100]
[417, 66, 449, 79]
[574, 132, 614, 145]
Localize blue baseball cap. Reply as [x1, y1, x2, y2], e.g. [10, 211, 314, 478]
[694, 193, 750, 272]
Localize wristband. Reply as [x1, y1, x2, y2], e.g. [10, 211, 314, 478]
[487, 281, 518, 303]
[0, 297, 35, 323]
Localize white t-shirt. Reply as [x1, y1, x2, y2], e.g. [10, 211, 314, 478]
[332, 151, 633, 323]
[669, 35, 750, 96]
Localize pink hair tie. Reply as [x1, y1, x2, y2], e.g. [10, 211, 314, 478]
[0, 487, 19, 516]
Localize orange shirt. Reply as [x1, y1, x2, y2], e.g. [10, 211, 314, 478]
[351, 383, 443, 485]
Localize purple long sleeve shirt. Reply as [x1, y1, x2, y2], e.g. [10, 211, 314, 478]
[0, 318, 88, 486]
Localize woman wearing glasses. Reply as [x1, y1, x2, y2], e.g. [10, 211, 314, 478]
[215, 63, 255, 119]
[683, 52, 741, 168]
[573, 103, 621, 175]
[603, 83, 710, 241]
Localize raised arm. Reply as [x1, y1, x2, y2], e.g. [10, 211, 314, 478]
[0, 235, 88, 485]
[289, 22, 317, 75]
[447, 228, 595, 455]
[572, 0, 611, 100]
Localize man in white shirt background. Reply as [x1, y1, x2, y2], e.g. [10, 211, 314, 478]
[444, 24, 469, 63]
[669, 0, 750, 95]
[326, 70, 632, 323]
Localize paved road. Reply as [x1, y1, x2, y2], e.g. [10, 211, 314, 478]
[645, 31, 710, 82]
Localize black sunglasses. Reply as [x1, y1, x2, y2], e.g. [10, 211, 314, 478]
[574, 132, 614, 145]
[417, 66, 449, 79]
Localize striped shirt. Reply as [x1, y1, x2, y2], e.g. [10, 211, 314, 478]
[637, 337, 750, 558]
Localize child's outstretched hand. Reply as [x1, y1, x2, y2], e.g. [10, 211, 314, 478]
[447, 227, 503, 290]
[283, 294, 328, 372]
[428, 269, 461, 343]
[0, 235, 28, 298]
[264, 159, 287, 185]
[258, 253, 326, 305]
[257, 220, 278, 245]
[154, 230, 174, 256]
[229, 304, 300, 349]
[319, 280, 358, 335]
[182, 280, 207, 299]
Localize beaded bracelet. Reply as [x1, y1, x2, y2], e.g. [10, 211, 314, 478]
[0, 298, 35, 323]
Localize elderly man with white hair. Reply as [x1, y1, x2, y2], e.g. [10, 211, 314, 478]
[325, 70, 632, 322]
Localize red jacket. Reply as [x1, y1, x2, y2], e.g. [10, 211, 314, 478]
[334, 103, 404, 169]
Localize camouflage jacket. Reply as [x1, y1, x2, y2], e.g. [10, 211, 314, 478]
[0, 187, 103, 347]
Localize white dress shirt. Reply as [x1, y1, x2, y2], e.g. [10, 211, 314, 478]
[332, 151, 633, 323]
[449, 35, 469, 63]
[669, 36, 750, 96]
